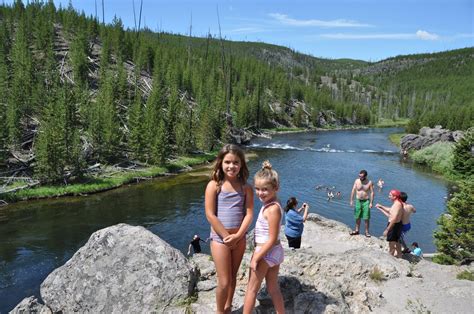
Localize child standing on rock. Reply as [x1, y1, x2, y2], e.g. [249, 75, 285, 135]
[205, 144, 254, 314]
[243, 161, 285, 313]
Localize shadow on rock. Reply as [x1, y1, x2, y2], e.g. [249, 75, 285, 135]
[234, 276, 338, 313]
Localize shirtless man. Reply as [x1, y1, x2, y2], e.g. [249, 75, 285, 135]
[376, 190, 404, 258]
[349, 170, 374, 237]
[376, 191, 416, 253]
[400, 192, 416, 252]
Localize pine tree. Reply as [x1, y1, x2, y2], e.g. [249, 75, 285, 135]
[35, 85, 67, 182]
[128, 89, 145, 160]
[0, 40, 8, 163]
[452, 128, 474, 179]
[69, 32, 89, 88]
[144, 62, 168, 162]
[99, 73, 120, 162]
[433, 180, 474, 264]
[7, 15, 32, 145]
[151, 118, 168, 164]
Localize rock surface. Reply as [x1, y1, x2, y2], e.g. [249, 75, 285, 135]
[13, 216, 474, 313]
[189, 214, 474, 313]
[39, 224, 197, 312]
[9, 296, 52, 314]
[401, 125, 464, 151]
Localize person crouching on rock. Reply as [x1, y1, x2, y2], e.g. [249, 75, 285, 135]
[187, 234, 208, 256]
[284, 197, 309, 249]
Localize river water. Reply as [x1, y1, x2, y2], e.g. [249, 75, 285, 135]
[0, 128, 450, 311]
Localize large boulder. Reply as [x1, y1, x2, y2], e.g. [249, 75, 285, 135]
[401, 127, 463, 152]
[40, 223, 198, 312]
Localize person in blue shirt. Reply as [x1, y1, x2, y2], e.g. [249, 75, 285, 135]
[284, 197, 309, 249]
[411, 242, 423, 257]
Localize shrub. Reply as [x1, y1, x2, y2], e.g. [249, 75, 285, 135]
[456, 270, 474, 281]
[369, 266, 385, 282]
[411, 142, 454, 175]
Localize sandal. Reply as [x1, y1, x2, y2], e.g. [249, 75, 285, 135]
[365, 233, 371, 238]
[349, 231, 359, 236]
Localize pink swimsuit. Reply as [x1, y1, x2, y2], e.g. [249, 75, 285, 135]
[254, 201, 284, 267]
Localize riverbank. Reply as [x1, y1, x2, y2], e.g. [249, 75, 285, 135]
[1, 153, 216, 204]
[12, 214, 474, 313]
[1, 123, 404, 205]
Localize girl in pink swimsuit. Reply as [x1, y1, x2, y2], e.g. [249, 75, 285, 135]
[243, 160, 284, 313]
[204, 144, 254, 313]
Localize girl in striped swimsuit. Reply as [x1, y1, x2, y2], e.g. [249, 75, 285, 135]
[205, 144, 254, 314]
[243, 161, 284, 314]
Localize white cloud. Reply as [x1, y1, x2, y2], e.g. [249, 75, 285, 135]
[320, 30, 440, 40]
[227, 27, 265, 34]
[416, 30, 439, 40]
[269, 13, 372, 28]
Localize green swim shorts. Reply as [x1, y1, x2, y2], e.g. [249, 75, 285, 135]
[354, 199, 370, 220]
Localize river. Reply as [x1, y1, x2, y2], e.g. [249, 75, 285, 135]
[0, 128, 450, 312]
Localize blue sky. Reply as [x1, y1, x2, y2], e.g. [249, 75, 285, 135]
[11, 0, 474, 61]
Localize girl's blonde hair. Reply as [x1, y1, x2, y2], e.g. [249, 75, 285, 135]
[211, 144, 249, 186]
[254, 160, 279, 189]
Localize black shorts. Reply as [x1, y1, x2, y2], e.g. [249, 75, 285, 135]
[386, 221, 403, 242]
[286, 235, 302, 249]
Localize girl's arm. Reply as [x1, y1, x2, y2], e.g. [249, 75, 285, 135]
[204, 180, 230, 239]
[224, 184, 254, 245]
[250, 204, 281, 270]
[302, 204, 309, 222]
[238, 184, 254, 238]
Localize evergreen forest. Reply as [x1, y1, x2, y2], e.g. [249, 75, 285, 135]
[0, 1, 473, 184]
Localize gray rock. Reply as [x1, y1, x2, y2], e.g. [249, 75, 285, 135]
[197, 279, 217, 292]
[40, 223, 198, 313]
[452, 130, 465, 142]
[401, 127, 462, 152]
[9, 296, 51, 314]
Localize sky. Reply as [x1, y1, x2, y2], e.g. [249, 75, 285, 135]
[9, 0, 474, 61]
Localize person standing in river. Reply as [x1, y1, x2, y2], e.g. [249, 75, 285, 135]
[349, 170, 374, 237]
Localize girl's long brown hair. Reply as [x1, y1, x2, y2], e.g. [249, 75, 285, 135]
[211, 144, 249, 186]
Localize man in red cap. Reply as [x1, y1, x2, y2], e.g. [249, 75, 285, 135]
[376, 190, 404, 258]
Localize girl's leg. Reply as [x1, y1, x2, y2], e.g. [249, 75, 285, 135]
[225, 237, 246, 313]
[265, 265, 285, 313]
[211, 241, 232, 314]
[243, 258, 270, 314]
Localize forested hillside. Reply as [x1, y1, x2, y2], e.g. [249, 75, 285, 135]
[352, 48, 474, 132]
[0, 1, 472, 185]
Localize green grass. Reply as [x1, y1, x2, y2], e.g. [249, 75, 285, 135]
[2, 153, 215, 202]
[389, 133, 406, 146]
[369, 266, 386, 282]
[456, 270, 474, 281]
[411, 142, 455, 177]
[263, 127, 308, 132]
[373, 118, 410, 128]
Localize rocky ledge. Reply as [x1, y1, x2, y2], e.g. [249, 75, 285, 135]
[400, 125, 464, 152]
[11, 214, 473, 313]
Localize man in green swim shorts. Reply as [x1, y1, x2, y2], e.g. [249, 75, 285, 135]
[349, 170, 374, 237]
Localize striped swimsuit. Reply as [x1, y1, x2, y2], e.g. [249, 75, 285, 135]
[254, 201, 284, 267]
[210, 188, 246, 243]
